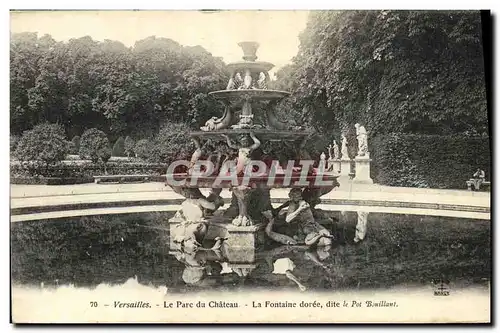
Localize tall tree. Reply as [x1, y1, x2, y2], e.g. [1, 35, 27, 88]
[277, 10, 488, 137]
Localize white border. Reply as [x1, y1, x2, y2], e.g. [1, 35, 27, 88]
[3, 1, 499, 331]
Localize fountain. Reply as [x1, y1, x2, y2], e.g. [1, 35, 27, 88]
[167, 42, 340, 267]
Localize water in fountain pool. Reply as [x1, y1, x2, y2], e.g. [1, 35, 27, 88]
[10, 211, 490, 294]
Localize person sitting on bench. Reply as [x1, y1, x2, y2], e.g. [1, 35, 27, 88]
[470, 168, 486, 191]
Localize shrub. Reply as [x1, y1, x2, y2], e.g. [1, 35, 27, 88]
[112, 137, 125, 157]
[134, 139, 153, 160]
[79, 128, 111, 163]
[70, 136, 81, 154]
[148, 122, 194, 164]
[124, 136, 135, 158]
[10, 134, 20, 156]
[14, 123, 69, 166]
[371, 134, 491, 189]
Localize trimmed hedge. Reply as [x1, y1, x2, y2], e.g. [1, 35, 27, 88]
[10, 162, 183, 180]
[10, 177, 94, 185]
[371, 134, 491, 189]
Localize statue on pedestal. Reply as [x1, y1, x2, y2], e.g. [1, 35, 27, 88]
[320, 152, 326, 163]
[355, 123, 368, 157]
[333, 140, 340, 160]
[327, 144, 334, 161]
[341, 134, 349, 160]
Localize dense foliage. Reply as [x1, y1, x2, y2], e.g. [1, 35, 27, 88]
[10, 134, 20, 154]
[70, 135, 81, 154]
[147, 122, 194, 164]
[14, 123, 69, 165]
[274, 10, 489, 138]
[124, 136, 136, 158]
[134, 139, 153, 160]
[10, 12, 490, 189]
[112, 137, 125, 157]
[79, 128, 111, 164]
[371, 134, 491, 188]
[10, 33, 227, 140]
[11, 161, 170, 179]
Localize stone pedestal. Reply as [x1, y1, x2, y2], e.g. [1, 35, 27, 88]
[340, 158, 352, 177]
[225, 223, 265, 248]
[353, 154, 373, 184]
[328, 159, 341, 174]
[168, 215, 264, 263]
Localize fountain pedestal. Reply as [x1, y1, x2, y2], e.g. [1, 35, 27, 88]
[353, 153, 373, 184]
[166, 41, 341, 274]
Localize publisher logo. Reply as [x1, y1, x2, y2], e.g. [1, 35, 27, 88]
[433, 279, 450, 296]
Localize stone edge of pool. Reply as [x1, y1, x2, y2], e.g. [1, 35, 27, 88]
[9, 196, 490, 223]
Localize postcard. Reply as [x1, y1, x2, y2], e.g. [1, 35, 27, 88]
[10, 9, 491, 324]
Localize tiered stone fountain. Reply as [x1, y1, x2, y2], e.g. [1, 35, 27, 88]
[167, 42, 340, 271]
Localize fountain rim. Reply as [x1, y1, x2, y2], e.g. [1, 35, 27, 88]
[226, 61, 275, 72]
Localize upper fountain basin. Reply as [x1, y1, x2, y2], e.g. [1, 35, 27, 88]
[226, 61, 275, 73]
[209, 89, 291, 101]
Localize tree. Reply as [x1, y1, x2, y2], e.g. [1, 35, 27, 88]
[134, 139, 153, 160]
[112, 136, 125, 157]
[147, 122, 194, 164]
[70, 136, 81, 154]
[10, 33, 228, 139]
[14, 123, 69, 165]
[124, 136, 135, 158]
[79, 128, 111, 164]
[276, 10, 488, 137]
[10, 33, 56, 134]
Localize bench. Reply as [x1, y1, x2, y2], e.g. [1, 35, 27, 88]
[466, 179, 491, 191]
[94, 174, 153, 184]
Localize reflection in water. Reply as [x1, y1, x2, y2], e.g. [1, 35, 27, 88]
[11, 211, 491, 294]
[354, 211, 369, 243]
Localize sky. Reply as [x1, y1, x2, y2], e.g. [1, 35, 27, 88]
[10, 10, 311, 75]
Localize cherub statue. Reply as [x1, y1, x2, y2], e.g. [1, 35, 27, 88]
[234, 73, 244, 89]
[256, 72, 267, 89]
[262, 188, 334, 247]
[223, 132, 261, 175]
[187, 138, 202, 174]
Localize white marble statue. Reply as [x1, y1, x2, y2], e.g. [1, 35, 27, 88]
[355, 123, 368, 157]
[341, 134, 349, 160]
[333, 140, 340, 160]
